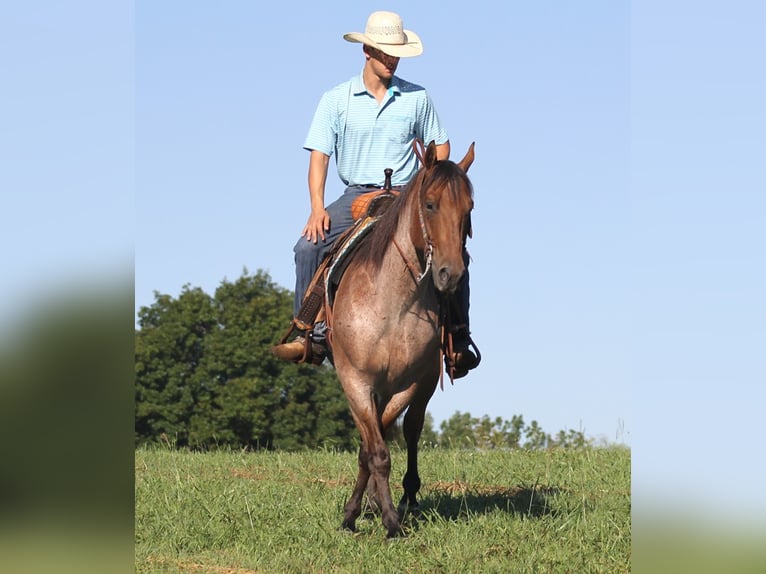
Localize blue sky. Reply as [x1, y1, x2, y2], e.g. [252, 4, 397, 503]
[134, 0, 632, 448]
[631, 0, 765, 524]
[1, 2, 133, 323]
[3, 1, 765, 524]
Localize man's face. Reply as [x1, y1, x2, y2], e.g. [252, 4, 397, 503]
[366, 46, 400, 77]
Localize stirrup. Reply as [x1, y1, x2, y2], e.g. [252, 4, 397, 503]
[272, 324, 326, 365]
[442, 329, 481, 381]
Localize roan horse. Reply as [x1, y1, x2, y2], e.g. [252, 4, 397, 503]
[328, 140, 475, 537]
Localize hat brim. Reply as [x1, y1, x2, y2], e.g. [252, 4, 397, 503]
[343, 30, 423, 58]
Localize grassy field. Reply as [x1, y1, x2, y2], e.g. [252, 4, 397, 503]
[135, 445, 630, 573]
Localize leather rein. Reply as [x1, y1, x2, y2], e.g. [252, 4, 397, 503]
[393, 140, 434, 284]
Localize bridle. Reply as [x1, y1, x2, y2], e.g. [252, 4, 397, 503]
[393, 170, 434, 284]
[415, 193, 434, 282]
[393, 140, 469, 286]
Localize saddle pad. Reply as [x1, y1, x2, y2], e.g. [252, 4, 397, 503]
[325, 216, 377, 307]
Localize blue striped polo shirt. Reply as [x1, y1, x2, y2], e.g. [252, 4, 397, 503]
[304, 72, 448, 187]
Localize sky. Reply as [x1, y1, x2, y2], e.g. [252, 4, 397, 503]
[2, 0, 765, 525]
[134, 0, 632, 447]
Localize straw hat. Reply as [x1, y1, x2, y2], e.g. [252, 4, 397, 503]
[343, 11, 423, 58]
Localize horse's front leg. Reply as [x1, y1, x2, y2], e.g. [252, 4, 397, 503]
[367, 439, 400, 537]
[342, 443, 370, 532]
[398, 408, 423, 515]
[342, 391, 401, 537]
[397, 382, 438, 516]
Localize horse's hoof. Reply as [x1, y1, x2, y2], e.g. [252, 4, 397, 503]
[397, 498, 421, 517]
[386, 528, 401, 539]
[341, 521, 356, 534]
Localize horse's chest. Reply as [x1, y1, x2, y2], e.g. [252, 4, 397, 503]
[336, 306, 437, 360]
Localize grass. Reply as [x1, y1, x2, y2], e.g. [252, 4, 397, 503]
[135, 445, 630, 573]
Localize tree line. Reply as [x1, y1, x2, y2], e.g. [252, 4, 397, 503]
[135, 270, 591, 451]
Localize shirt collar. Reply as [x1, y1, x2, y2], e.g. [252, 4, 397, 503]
[351, 72, 402, 97]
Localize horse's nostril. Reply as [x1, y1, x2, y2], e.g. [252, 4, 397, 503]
[438, 267, 451, 286]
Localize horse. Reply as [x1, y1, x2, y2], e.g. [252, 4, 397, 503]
[327, 140, 475, 537]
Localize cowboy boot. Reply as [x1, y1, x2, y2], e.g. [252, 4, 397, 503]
[448, 273, 480, 378]
[270, 332, 327, 365]
[451, 330, 480, 378]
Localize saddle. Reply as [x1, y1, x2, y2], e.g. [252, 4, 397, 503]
[276, 168, 480, 382]
[274, 185, 399, 365]
[350, 188, 399, 220]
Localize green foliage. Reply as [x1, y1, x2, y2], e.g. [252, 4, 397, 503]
[437, 411, 591, 451]
[135, 269, 356, 450]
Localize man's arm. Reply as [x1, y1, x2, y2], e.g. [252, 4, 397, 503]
[302, 150, 331, 244]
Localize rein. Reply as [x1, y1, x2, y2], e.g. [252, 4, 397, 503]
[393, 183, 433, 284]
[394, 138, 434, 284]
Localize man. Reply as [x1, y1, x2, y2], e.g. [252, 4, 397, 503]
[271, 11, 479, 377]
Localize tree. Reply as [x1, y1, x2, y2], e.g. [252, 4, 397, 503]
[523, 419, 550, 450]
[550, 428, 591, 449]
[419, 412, 439, 447]
[438, 411, 476, 448]
[135, 286, 217, 445]
[501, 414, 525, 449]
[135, 269, 356, 450]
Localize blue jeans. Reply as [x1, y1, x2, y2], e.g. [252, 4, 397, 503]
[293, 186, 371, 317]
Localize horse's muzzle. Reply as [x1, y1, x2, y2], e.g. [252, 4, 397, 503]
[434, 264, 464, 293]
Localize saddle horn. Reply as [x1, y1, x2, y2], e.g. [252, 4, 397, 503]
[384, 168, 393, 191]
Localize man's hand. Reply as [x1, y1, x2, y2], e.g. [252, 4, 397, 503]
[302, 208, 330, 244]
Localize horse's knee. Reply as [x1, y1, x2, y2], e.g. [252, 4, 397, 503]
[357, 445, 369, 468]
[369, 446, 391, 475]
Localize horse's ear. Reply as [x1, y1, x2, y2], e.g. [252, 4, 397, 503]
[424, 140, 438, 169]
[412, 138, 425, 166]
[457, 142, 475, 173]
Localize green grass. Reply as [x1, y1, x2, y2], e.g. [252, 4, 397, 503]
[135, 445, 630, 573]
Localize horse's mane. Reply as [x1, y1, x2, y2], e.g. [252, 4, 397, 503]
[353, 160, 473, 273]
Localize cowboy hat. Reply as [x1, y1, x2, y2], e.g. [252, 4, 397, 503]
[343, 11, 423, 58]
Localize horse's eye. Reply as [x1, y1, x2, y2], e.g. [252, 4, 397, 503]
[425, 201, 436, 213]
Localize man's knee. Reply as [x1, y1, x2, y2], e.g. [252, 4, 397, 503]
[294, 237, 323, 262]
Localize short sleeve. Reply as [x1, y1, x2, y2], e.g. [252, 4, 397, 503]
[416, 91, 448, 147]
[303, 90, 339, 156]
